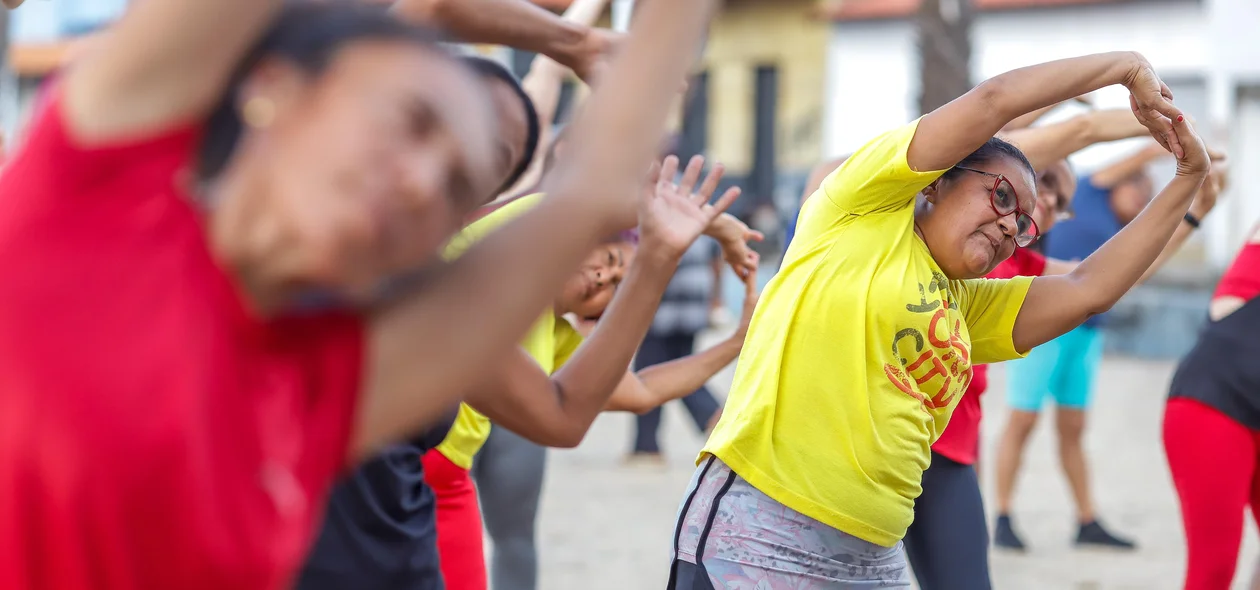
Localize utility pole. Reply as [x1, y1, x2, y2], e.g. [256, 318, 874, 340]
[916, 0, 974, 115]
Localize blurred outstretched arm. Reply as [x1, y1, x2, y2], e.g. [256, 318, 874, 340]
[61, 0, 281, 142]
[1002, 108, 1150, 172]
[357, 0, 720, 461]
[499, 0, 613, 197]
[394, 0, 617, 82]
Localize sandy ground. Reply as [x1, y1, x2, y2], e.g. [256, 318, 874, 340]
[522, 351, 1258, 589]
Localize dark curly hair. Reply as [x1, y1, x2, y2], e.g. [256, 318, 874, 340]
[940, 136, 1035, 183]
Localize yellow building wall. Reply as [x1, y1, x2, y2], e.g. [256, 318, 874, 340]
[496, 0, 829, 177]
[699, 0, 829, 176]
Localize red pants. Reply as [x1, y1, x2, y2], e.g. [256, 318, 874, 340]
[1164, 398, 1260, 590]
[422, 450, 487, 590]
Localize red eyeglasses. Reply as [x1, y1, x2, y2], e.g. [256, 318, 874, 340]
[954, 166, 1040, 247]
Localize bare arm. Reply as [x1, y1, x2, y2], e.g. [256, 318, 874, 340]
[500, 0, 612, 196]
[703, 214, 763, 278]
[473, 266, 753, 445]
[465, 249, 679, 448]
[1042, 168, 1223, 282]
[2, 0, 26, 9]
[1012, 116, 1209, 353]
[602, 336, 740, 414]
[1001, 95, 1094, 132]
[1042, 221, 1195, 284]
[464, 157, 740, 447]
[61, 1, 281, 143]
[709, 254, 725, 310]
[463, 157, 738, 448]
[605, 271, 757, 413]
[355, 0, 719, 460]
[393, 0, 615, 82]
[907, 51, 1181, 174]
[1002, 109, 1149, 172]
[1000, 100, 1068, 133]
[1089, 142, 1168, 189]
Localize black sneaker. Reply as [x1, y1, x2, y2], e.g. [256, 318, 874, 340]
[994, 514, 1027, 552]
[1074, 520, 1137, 551]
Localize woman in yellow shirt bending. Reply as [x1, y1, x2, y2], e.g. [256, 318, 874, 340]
[666, 51, 1210, 588]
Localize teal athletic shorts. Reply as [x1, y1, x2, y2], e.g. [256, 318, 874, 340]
[1005, 324, 1104, 412]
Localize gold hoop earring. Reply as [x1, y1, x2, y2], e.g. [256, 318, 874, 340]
[242, 97, 276, 129]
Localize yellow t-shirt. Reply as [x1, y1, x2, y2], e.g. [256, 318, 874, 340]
[434, 194, 585, 470]
[702, 121, 1033, 547]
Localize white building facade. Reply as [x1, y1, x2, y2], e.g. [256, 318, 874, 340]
[823, 0, 1260, 269]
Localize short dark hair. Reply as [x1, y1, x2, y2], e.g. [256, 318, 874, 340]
[940, 136, 1035, 184]
[460, 55, 541, 196]
[196, 4, 448, 182]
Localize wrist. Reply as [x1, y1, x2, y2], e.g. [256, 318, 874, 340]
[1183, 212, 1202, 229]
[545, 22, 593, 70]
[1188, 201, 1214, 221]
[635, 240, 685, 268]
[1118, 51, 1149, 87]
[703, 214, 734, 239]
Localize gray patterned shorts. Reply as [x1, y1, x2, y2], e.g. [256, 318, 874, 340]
[668, 457, 912, 589]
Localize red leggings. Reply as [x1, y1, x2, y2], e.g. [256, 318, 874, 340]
[1164, 398, 1260, 590]
[421, 450, 487, 590]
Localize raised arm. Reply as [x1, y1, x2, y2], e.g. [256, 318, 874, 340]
[1002, 108, 1149, 172]
[463, 157, 741, 448]
[499, 0, 612, 196]
[1043, 159, 1226, 283]
[62, 1, 281, 143]
[603, 270, 756, 414]
[703, 214, 763, 278]
[464, 243, 676, 448]
[908, 51, 1181, 173]
[393, 0, 616, 82]
[1012, 115, 1209, 352]
[1000, 100, 1070, 133]
[1090, 141, 1169, 189]
[356, 0, 719, 460]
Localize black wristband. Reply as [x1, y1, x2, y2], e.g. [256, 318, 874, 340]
[1184, 213, 1202, 229]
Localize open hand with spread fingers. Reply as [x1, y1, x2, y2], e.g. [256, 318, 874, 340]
[639, 155, 743, 259]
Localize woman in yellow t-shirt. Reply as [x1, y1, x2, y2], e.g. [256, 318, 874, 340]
[421, 155, 761, 590]
[666, 52, 1211, 588]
